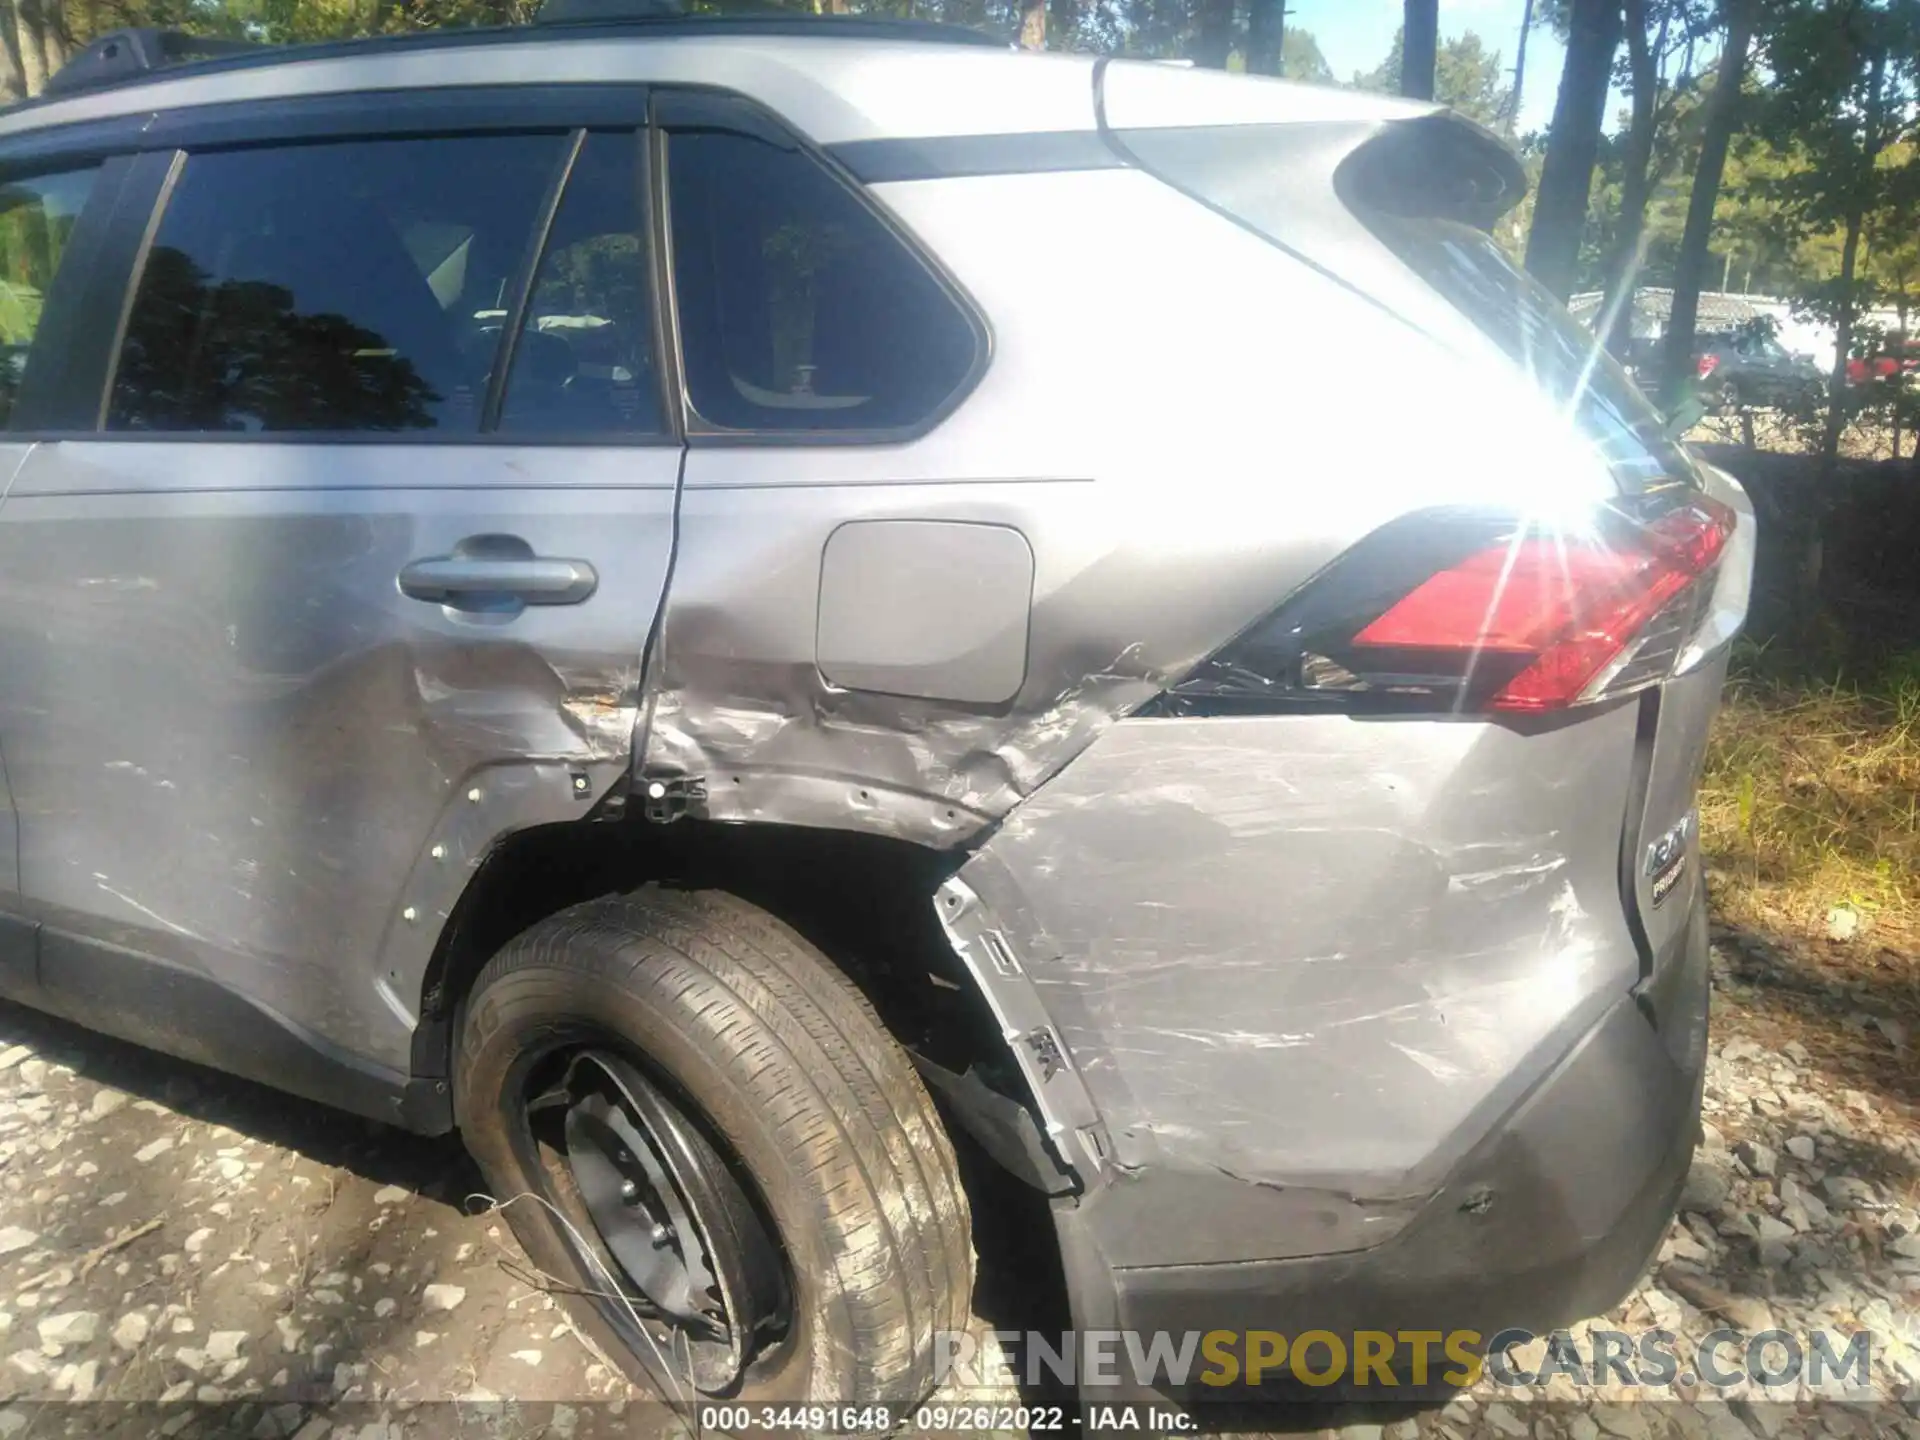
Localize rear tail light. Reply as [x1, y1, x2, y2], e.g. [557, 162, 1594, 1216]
[1151, 496, 1734, 718]
[1697, 354, 1720, 379]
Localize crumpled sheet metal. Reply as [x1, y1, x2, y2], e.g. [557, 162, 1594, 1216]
[630, 476, 1246, 848]
[933, 874, 1111, 1178]
[641, 662, 1164, 846]
[944, 708, 1647, 1268]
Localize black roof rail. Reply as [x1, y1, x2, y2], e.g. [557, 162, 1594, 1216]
[44, 28, 267, 99]
[536, 0, 686, 20]
[533, 2, 1006, 45]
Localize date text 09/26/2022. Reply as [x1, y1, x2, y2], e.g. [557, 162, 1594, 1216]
[696, 1327, 1880, 1432]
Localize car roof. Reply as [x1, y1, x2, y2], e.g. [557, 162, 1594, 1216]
[0, 19, 1430, 150]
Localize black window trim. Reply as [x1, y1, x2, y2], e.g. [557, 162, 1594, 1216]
[2, 151, 145, 433]
[651, 84, 992, 449]
[828, 129, 1124, 184]
[4, 83, 683, 448]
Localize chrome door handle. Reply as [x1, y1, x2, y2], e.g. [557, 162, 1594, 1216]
[398, 537, 597, 607]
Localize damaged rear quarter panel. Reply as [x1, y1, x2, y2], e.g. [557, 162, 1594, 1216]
[638, 166, 1611, 846]
[951, 707, 1644, 1268]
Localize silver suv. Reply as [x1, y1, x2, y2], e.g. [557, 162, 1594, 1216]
[0, 8, 1751, 1410]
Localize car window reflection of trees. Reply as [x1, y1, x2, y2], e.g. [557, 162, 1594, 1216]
[110, 246, 441, 433]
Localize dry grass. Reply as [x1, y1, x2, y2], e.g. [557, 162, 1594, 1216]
[1699, 651, 1920, 951]
[1685, 409, 1913, 460]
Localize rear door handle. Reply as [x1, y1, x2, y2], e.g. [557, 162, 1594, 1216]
[398, 536, 598, 608]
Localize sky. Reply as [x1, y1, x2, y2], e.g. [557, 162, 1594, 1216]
[1284, 0, 1569, 133]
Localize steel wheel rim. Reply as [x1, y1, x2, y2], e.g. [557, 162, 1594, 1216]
[522, 1048, 790, 1394]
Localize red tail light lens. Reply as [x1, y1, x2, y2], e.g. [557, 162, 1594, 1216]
[1697, 354, 1720, 379]
[1354, 501, 1733, 711]
[1151, 497, 1735, 719]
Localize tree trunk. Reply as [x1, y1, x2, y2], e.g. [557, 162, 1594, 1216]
[0, 2, 26, 104]
[1503, 0, 1538, 132]
[1047, 0, 1078, 52]
[1524, 0, 1623, 301]
[1402, 0, 1438, 100]
[1659, 0, 1755, 408]
[1019, 0, 1045, 49]
[12, 0, 46, 97]
[1821, 41, 1888, 481]
[1246, 0, 1283, 77]
[1191, 0, 1234, 68]
[1600, 0, 1661, 355]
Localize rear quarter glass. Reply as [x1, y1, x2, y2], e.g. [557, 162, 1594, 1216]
[1105, 109, 1697, 496]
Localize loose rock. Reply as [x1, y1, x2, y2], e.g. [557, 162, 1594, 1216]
[207, 1330, 246, 1363]
[87, 1090, 127, 1120]
[35, 1311, 99, 1352]
[1681, 1156, 1734, 1214]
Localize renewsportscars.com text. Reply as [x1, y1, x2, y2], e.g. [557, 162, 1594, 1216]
[935, 1327, 1874, 1393]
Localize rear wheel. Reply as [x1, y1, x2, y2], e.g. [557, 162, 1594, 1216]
[454, 886, 973, 1406]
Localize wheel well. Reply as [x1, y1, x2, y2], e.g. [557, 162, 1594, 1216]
[412, 816, 1013, 1100]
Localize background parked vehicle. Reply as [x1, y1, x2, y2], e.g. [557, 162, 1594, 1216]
[1625, 323, 1823, 411]
[1844, 336, 1920, 386]
[1694, 328, 1826, 409]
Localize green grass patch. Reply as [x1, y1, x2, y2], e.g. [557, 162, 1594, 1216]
[1700, 646, 1920, 948]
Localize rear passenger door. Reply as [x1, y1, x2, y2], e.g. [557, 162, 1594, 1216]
[0, 159, 107, 990]
[0, 92, 680, 1089]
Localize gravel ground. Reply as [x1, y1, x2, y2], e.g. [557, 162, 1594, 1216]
[0, 999, 652, 1437]
[0, 925, 1915, 1439]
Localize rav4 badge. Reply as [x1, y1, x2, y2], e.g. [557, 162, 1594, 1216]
[1646, 810, 1696, 908]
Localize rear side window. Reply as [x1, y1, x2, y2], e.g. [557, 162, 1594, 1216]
[107, 134, 567, 434]
[665, 127, 979, 435]
[0, 166, 99, 427]
[499, 131, 662, 437]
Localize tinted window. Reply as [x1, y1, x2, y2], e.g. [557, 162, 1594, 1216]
[0, 166, 99, 427]
[499, 132, 662, 436]
[666, 129, 978, 434]
[108, 134, 567, 434]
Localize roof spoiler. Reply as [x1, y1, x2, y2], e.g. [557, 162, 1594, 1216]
[44, 28, 265, 100]
[1335, 111, 1528, 231]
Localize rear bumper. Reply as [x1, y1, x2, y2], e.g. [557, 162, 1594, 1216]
[1061, 890, 1708, 1355]
[938, 705, 1713, 1385]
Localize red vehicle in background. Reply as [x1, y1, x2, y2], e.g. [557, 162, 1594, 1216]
[1847, 337, 1920, 384]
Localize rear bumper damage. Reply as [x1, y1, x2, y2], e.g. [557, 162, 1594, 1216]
[1074, 897, 1706, 1351]
[937, 707, 1709, 1365]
